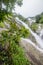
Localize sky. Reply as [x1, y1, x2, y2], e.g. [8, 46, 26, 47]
[15, 0, 43, 18]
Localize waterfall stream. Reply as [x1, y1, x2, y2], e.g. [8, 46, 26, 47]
[16, 17, 43, 53]
[21, 38, 43, 53]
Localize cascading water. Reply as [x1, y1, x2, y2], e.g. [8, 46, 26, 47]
[15, 17, 43, 53]
[21, 38, 43, 53]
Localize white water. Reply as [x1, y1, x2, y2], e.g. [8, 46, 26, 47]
[21, 38, 43, 53]
[16, 17, 43, 53]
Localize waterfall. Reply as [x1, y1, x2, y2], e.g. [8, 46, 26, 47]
[15, 17, 43, 53]
[21, 38, 43, 53]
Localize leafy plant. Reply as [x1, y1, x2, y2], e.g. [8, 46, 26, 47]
[0, 20, 31, 65]
[31, 23, 38, 32]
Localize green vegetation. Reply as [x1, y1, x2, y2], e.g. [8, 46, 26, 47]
[0, 20, 30, 65]
[17, 14, 27, 22]
[0, 0, 23, 22]
[30, 12, 43, 32]
[19, 26, 30, 38]
[0, 22, 5, 28]
[0, 0, 32, 65]
[35, 12, 43, 23]
[31, 23, 38, 32]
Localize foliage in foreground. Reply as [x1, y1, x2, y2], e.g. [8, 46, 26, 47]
[0, 21, 30, 65]
[0, 0, 23, 22]
[0, 0, 31, 65]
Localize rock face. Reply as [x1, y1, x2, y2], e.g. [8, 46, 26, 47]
[19, 40, 43, 65]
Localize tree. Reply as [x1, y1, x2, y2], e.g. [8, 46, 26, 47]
[35, 12, 43, 23]
[35, 15, 41, 23]
[0, 0, 23, 22]
[0, 0, 23, 11]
